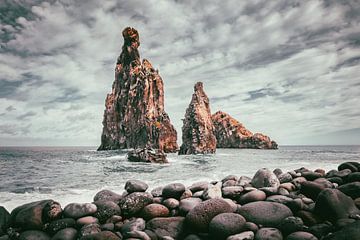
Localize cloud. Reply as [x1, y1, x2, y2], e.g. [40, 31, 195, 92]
[0, 0, 359, 146]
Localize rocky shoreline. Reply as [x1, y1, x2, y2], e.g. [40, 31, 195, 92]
[1, 161, 360, 240]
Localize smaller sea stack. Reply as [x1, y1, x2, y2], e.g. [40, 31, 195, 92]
[212, 111, 278, 149]
[179, 82, 217, 155]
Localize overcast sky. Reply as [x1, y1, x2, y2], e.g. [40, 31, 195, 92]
[0, 0, 359, 146]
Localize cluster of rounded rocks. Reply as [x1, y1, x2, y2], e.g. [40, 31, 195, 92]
[1, 161, 360, 240]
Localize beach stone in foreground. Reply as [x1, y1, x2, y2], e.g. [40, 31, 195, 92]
[286, 231, 318, 240]
[93, 201, 121, 223]
[0, 207, 10, 236]
[119, 192, 153, 216]
[125, 180, 149, 193]
[208, 213, 246, 240]
[11, 200, 62, 230]
[227, 231, 254, 240]
[79, 230, 120, 240]
[179, 198, 202, 215]
[146, 217, 185, 239]
[238, 201, 293, 227]
[51, 227, 77, 240]
[186, 198, 233, 232]
[63, 203, 97, 219]
[45, 218, 75, 235]
[314, 189, 360, 223]
[162, 183, 186, 199]
[323, 220, 360, 240]
[18, 230, 50, 240]
[255, 228, 283, 240]
[251, 168, 280, 189]
[337, 182, 360, 199]
[121, 218, 145, 236]
[93, 190, 122, 203]
[140, 203, 169, 220]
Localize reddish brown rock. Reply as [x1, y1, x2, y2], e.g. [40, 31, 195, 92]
[98, 27, 178, 152]
[211, 111, 278, 149]
[179, 82, 217, 155]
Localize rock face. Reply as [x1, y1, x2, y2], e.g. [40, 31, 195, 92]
[212, 111, 278, 149]
[98, 27, 178, 152]
[127, 148, 168, 163]
[179, 82, 217, 155]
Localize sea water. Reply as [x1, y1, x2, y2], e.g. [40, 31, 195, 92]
[1, 145, 359, 211]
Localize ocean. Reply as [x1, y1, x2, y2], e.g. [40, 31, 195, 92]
[1, 145, 359, 211]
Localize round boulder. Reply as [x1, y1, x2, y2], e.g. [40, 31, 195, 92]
[125, 180, 149, 193]
[237, 201, 293, 227]
[338, 182, 360, 199]
[238, 190, 266, 204]
[140, 203, 169, 220]
[286, 231, 317, 240]
[0, 206, 10, 236]
[76, 216, 99, 226]
[51, 227, 78, 240]
[208, 213, 246, 239]
[163, 198, 180, 209]
[179, 198, 202, 215]
[162, 183, 186, 199]
[11, 200, 62, 230]
[119, 192, 153, 217]
[251, 168, 280, 189]
[45, 218, 75, 235]
[93, 190, 122, 203]
[19, 230, 50, 240]
[185, 198, 234, 232]
[314, 188, 360, 223]
[255, 228, 283, 240]
[63, 203, 97, 219]
[93, 201, 121, 223]
[146, 217, 185, 239]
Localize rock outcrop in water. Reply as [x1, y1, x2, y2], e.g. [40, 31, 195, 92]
[2, 161, 360, 239]
[98, 27, 178, 152]
[179, 82, 217, 155]
[212, 111, 278, 149]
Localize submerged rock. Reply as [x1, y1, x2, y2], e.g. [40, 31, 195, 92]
[127, 148, 168, 163]
[179, 82, 217, 155]
[98, 27, 178, 152]
[212, 111, 278, 149]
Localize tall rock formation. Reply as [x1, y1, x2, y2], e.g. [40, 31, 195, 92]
[212, 111, 278, 149]
[179, 82, 217, 155]
[98, 27, 178, 152]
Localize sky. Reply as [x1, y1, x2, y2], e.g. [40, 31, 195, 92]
[0, 0, 359, 146]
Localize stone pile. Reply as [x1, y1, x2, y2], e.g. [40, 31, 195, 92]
[1, 161, 360, 239]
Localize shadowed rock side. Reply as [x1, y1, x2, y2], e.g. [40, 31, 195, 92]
[98, 27, 178, 152]
[179, 82, 217, 155]
[212, 111, 278, 149]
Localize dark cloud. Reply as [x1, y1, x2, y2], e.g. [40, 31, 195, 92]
[0, 80, 22, 98]
[6, 105, 16, 111]
[245, 88, 280, 101]
[16, 111, 36, 120]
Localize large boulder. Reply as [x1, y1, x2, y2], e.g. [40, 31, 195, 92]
[337, 182, 360, 199]
[93, 190, 122, 203]
[63, 203, 97, 219]
[251, 168, 280, 189]
[238, 190, 266, 204]
[286, 231, 318, 240]
[18, 230, 50, 240]
[125, 180, 149, 193]
[51, 228, 78, 240]
[338, 162, 360, 172]
[127, 148, 168, 164]
[119, 192, 153, 216]
[300, 180, 332, 200]
[208, 213, 246, 240]
[179, 198, 202, 215]
[162, 183, 186, 199]
[11, 200, 62, 230]
[323, 220, 360, 240]
[314, 189, 360, 223]
[0, 207, 10, 236]
[146, 217, 185, 239]
[93, 201, 121, 223]
[186, 198, 233, 232]
[140, 203, 169, 220]
[45, 218, 75, 235]
[237, 201, 293, 227]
